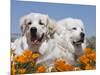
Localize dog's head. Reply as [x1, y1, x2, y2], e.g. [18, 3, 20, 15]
[20, 13, 56, 45]
[57, 18, 85, 46]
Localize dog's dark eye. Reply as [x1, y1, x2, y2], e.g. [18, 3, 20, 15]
[28, 21, 32, 25]
[39, 20, 44, 25]
[72, 27, 77, 30]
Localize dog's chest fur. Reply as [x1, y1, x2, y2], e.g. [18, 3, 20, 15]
[74, 44, 84, 58]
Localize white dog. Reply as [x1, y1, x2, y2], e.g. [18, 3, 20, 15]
[37, 18, 86, 68]
[56, 18, 86, 57]
[11, 13, 56, 55]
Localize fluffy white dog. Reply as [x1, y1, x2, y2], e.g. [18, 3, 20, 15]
[11, 13, 56, 55]
[56, 18, 86, 58]
[37, 18, 86, 68]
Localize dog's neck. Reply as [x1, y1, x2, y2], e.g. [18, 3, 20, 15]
[73, 43, 84, 58]
[29, 44, 40, 52]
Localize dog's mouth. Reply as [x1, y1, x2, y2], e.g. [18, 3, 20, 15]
[31, 33, 44, 45]
[73, 38, 84, 45]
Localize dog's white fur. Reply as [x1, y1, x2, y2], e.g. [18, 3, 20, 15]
[11, 13, 56, 55]
[37, 18, 86, 67]
[56, 18, 86, 56]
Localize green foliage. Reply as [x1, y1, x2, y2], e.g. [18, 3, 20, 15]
[86, 36, 96, 50]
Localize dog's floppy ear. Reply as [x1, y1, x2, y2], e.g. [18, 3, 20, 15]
[47, 17, 56, 38]
[20, 16, 28, 36]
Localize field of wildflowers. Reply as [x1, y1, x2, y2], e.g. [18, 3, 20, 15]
[11, 48, 96, 74]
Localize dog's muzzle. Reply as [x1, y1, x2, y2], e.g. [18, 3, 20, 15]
[73, 32, 85, 45]
[30, 27, 44, 44]
[73, 39, 84, 45]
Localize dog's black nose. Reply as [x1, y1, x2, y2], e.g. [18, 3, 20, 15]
[30, 27, 37, 33]
[80, 32, 85, 38]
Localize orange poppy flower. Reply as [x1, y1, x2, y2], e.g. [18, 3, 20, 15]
[37, 65, 46, 73]
[85, 64, 95, 70]
[84, 48, 94, 54]
[54, 60, 74, 71]
[23, 50, 33, 58]
[79, 55, 90, 64]
[15, 55, 28, 63]
[86, 52, 96, 61]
